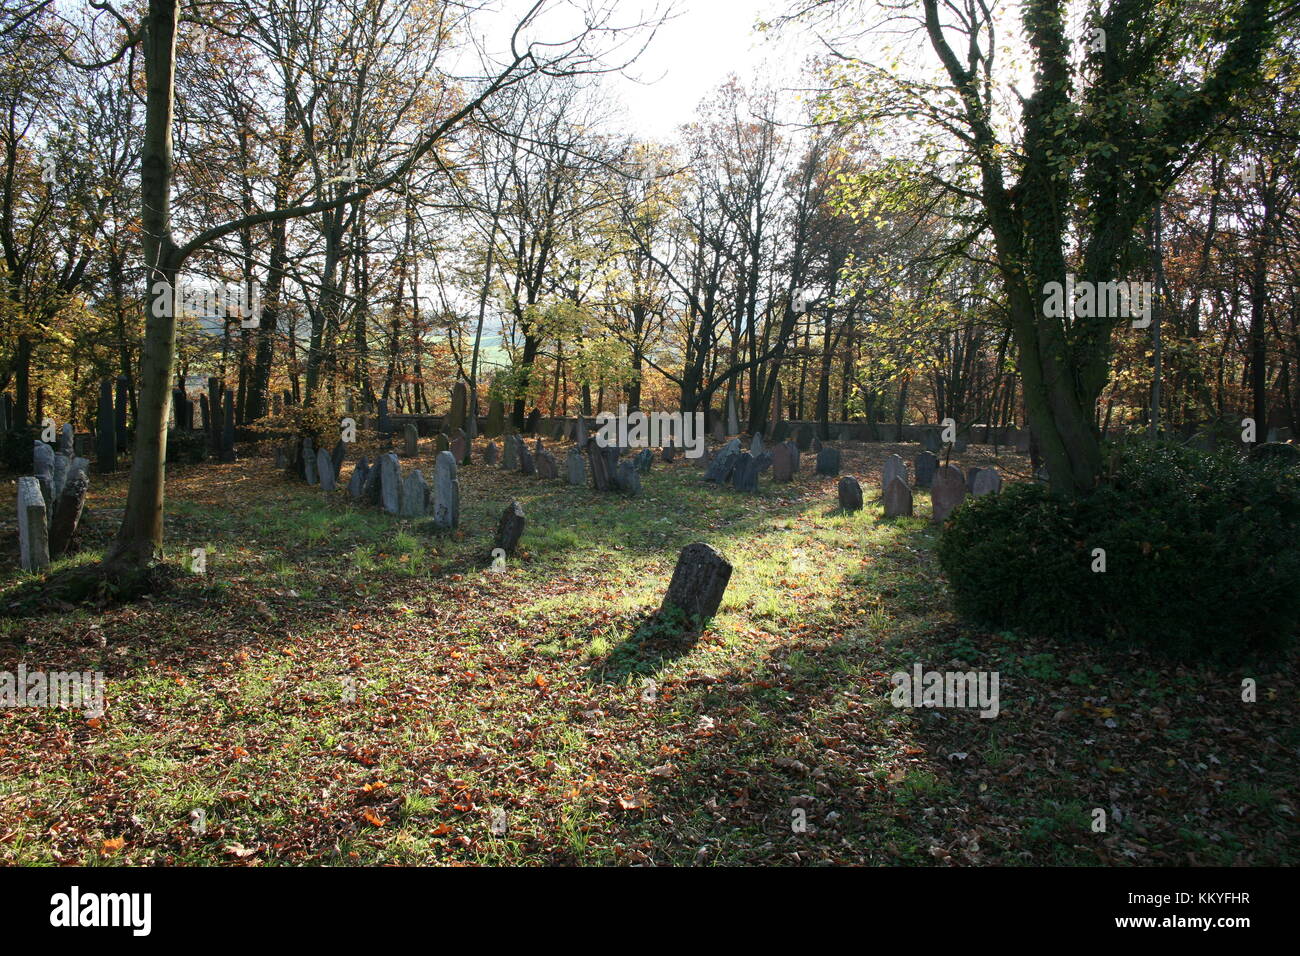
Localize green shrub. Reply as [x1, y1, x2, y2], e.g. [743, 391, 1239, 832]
[936, 440, 1300, 660]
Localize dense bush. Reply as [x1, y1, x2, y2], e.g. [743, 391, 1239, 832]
[936, 440, 1300, 660]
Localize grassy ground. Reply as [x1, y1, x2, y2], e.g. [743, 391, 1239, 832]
[1, 438, 1296, 865]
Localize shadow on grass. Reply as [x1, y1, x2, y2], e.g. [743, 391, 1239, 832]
[586, 606, 705, 683]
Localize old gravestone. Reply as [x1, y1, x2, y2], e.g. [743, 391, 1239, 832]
[732, 452, 767, 492]
[615, 460, 642, 496]
[433, 451, 459, 530]
[379, 452, 403, 515]
[348, 458, 370, 499]
[332, 439, 347, 478]
[882, 454, 907, 490]
[704, 439, 741, 483]
[448, 381, 468, 433]
[33, 441, 55, 511]
[921, 428, 943, 454]
[837, 475, 863, 512]
[484, 441, 499, 466]
[537, 448, 559, 479]
[502, 434, 519, 470]
[772, 442, 794, 482]
[931, 469, 967, 523]
[52, 454, 69, 501]
[635, 448, 653, 474]
[518, 439, 536, 476]
[96, 381, 116, 473]
[914, 451, 939, 489]
[566, 446, 585, 485]
[403, 423, 419, 457]
[575, 415, 589, 448]
[815, 445, 841, 476]
[401, 469, 430, 518]
[750, 432, 764, 456]
[485, 400, 504, 438]
[883, 477, 913, 518]
[317, 448, 336, 491]
[450, 429, 469, 465]
[17, 477, 50, 572]
[662, 445, 677, 462]
[972, 468, 1002, 496]
[303, 439, 319, 485]
[660, 542, 732, 624]
[58, 423, 74, 457]
[495, 500, 525, 555]
[48, 469, 88, 559]
[726, 392, 740, 436]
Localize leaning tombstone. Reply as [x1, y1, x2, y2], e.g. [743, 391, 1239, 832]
[837, 475, 864, 511]
[972, 468, 1002, 496]
[586, 440, 613, 491]
[914, 451, 939, 489]
[660, 542, 732, 625]
[48, 470, 88, 559]
[731, 452, 764, 492]
[432, 451, 459, 530]
[931, 469, 967, 523]
[450, 429, 469, 465]
[518, 439, 536, 476]
[495, 500, 526, 555]
[403, 423, 419, 457]
[33, 441, 55, 510]
[815, 446, 841, 476]
[17, 477, 49, 572]
[883, 477, 913, 518]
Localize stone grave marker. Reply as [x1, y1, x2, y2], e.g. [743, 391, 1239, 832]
[48, 469, 88, 559]
[495, 501, 526, 554]
[379, 453, 403, 514]
[837, 475, 863, 511]
[566, 446, 585, 484]
[972, 468, 1002, 496]
[882, 453, 907, 490]
[401, 469, 429, 517]
[815, 446, 841, 476]
[660, 543, 732, 624]
[317, 448, 336, 491]
[931, 469, 966, 523]
[883, 477, 913, 517]
[433, 451, 459, 529]
[914, 451, 938, 489]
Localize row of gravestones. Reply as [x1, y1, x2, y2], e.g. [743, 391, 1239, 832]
[835, 452, 1002, 520]
[19, 435, 91, 571]
[700, 433, 844, 492]
[276, 436, 462, 529]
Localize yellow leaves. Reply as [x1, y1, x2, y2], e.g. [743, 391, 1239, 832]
[361, 809, 388, 827]
[362, 781, 387, 794]
[101, 836, 125, 855]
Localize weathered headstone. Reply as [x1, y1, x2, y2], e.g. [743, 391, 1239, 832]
[403, 423, 419, 457]
[732, 452, 767, 492]
[972, 468, 1002, 496]
[17, 477, 49, 572]
[379, 452, 403, 515]
[965, 466, 982, 493]
[52, 454, 69, 500]
[401, 469, 430, 517]
[914, 451, 939, 489]
[882, 454, 907, 490]
[33, 441, 55, 511]
[47, 470, 87, 559]
[449, 429, 468, 465]
[348, 458, 370, 499]
[635, 448, 653, 474]
[537, 448, 559, 479]
[518, 439, 536, 476]
[58, 423, 74, 457]
[660, 542, 732, 624]
[921, 428, 942, 454]
[575, 415, 589, 448]
[815, 446, 841, 476]
[931, 469, 967, 523]
[772, 442, 794, 481]
[332, 439, 346, 477]
[837, 475, 863, 512]
[484, 441, 499, 466]
[435, 432, 450, 454]
[615, 460, 642, 496]
[304, 444, 319, 485]
[485, 399, 505, 438]
[448, 381, 468, 433]
[502, 434, 519, 470]
[495, 500, 525, 554]
[726, 392, 740, 436]
[317, 448, 336, 491]
[883, 477, 913, 518]
[662, 445, 677, 462]
[587, 441, 618, 491]
[704, 439, 741, 483]
[749, 432, 764, 456]
[433, 451, 459, 529]
[566, 446, 585, 485]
